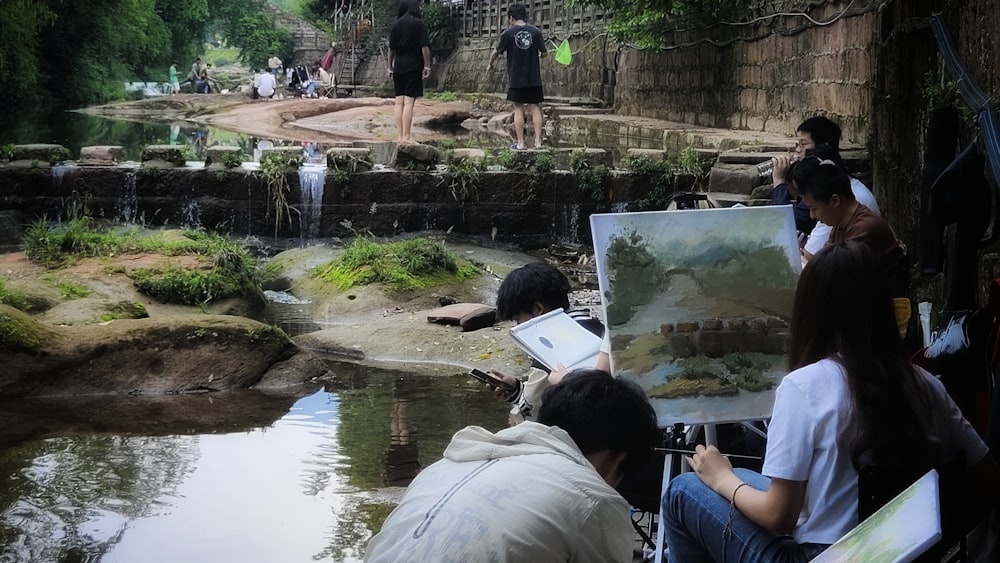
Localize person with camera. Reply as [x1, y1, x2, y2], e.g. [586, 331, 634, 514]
[364, 370, 659, 563]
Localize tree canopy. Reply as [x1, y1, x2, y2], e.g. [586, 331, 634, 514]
[0, 0, 295, 108]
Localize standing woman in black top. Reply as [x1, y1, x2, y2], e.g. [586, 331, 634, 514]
[388, 0, 431, 144]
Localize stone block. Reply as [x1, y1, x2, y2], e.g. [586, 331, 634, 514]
[450, 148, 486, 165]
[141, 145, 186, 167]
[707, 163, 760, 195]
[352, 141, 396, 166]
[326, 148, 374, 172]
[205, 146, 244, 168]
[259, 148, 304, 169]
[625, 148, 668, 164]
[10, 144, 70, 166]
[78, 146, 124, 166]
[394, 143, 440, 171]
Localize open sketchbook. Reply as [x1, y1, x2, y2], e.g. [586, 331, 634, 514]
[509, 308, 603, 371]
[810, 469, 941, 563]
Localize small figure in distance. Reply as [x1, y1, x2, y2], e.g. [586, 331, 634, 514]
[486, 3, 547, 150]
[168, 61, 180, 95]
[256, 67, 276, 100]
[387, 0, 431, 144]
[478, 262, 609, 421]
[364, 369, 660, 563]
[663, 241, 1000, 562]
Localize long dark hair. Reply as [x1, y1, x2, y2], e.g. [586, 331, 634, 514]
[788, 241, 941, 469]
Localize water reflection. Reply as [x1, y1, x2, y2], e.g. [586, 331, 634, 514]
[0, 364, 509, 562]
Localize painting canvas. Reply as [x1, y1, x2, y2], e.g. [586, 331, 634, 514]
[810, 470, 941, 563]
[590, 206, 801, 426]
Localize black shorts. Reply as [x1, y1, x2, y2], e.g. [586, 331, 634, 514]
[507, 86, 544, 104]
[393, 69, 424, 98]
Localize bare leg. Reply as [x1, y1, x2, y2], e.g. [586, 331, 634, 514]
[401, 96, 417, 142]
[394, 95, 405, 141]
[512, 103, 526, 149]
[530, 104, 544, 148]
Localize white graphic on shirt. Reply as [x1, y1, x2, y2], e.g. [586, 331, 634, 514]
[514, 30, 533, 50]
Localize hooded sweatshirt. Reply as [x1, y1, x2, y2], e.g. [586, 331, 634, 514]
[364, 422, 634, 562]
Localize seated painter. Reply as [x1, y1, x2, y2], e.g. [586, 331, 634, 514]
[479, 262, 610, 421]
[662, 241, 999, 562]
[364, 369, 659, 563]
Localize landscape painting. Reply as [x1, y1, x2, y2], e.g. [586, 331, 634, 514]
[591, 206, 801, 426]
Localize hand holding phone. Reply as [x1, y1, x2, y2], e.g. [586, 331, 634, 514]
[469, 368, 517, 394]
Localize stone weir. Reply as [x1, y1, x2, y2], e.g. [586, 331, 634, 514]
[0, 143, 784, 247]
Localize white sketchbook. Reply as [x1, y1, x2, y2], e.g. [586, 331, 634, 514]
[810, 469, 941, 563]
[509, 308, 603, 371]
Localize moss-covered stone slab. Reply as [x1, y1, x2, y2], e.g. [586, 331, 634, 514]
[10, 144, 71, 166]
[259, 146, 305, 168]
[142, 145, 186, 167]
[625, 148, 668, 162]
[326, 148, 373, 172]
[352, 140, 396, 166]
[78, 146, 124, 166]
[450, 148, 486, 165]
[205, 146, 244, 168]
[394, 143, 440, 171]
[555, 147, 611, 170]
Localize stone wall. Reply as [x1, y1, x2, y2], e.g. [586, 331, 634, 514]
[613, 1, 878, 144]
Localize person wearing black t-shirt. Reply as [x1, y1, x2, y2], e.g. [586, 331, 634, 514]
[388, 0, 431, 144]
[486, 3, 547, 150]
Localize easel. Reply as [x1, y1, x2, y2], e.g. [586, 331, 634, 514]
[651, 420, 767, 563]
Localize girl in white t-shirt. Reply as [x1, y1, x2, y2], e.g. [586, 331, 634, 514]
[663, 241, 999, 562]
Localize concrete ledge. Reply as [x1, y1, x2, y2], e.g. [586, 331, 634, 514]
[205, 146, 244, 169]
[450, 148, 486, 165]
[79, 146, 124, 167]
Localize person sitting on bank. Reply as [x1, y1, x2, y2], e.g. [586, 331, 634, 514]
[662, 241, 1000, 562]
[482, 262, 609, 421]
[194, 69, 210, 94]
[364, 369, 660, 563]
[257, 67, 276, 99]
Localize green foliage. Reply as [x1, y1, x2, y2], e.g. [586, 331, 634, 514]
[0, 0, 53, 105]
[422, 2, 456, 51]
[573, 0, 760, 49]
[1, 144, 15, 160]
[259, 152, 303, 237]
[24, 217, 125, 267]
[211, 3, 295, 68]
[676, 146, 716, 190]
[532, 150, 556, 173]
[624, 155, 677, 210]
[54, 280, 91, 300]
[426, 91, 458, 102]
[313, 237, 480, 291]
[222, 150, 244, 169]
[130, 242, 261, 306]
[493, 148, 515, 169]
[578, 164, 612, 204]
[922, 71, 959, 110]
[447, 157, 485, 203]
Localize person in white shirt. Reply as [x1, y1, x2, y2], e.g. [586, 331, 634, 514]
[257, 68, 276, 99]
[364, 370, 659, 563]
[663, 241, 999, 562]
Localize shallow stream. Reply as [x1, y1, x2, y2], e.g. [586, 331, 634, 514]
[0, 364, 511, 562]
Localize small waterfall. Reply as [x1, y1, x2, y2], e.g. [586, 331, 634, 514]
[561, 204, 581, 244]
[51, 165, 69, 188]
[116, 170, 138, 223]
[298, 164, 326, 240]
[181, 199, 201, 228]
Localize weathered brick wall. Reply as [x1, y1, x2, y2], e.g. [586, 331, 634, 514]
[614, 2, 878, 144]
[355, 32, 616, 102]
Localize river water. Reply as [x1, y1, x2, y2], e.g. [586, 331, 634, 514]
[0, 364, 511, 562]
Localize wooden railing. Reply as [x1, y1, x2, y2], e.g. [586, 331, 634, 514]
[450, 0, 609, 39]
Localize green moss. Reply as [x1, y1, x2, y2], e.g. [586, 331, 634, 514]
[313, 237, 480, 291]
[0, 279, 34, 311]
[99, 300, 149, 321]
[0, 306, 42, 351]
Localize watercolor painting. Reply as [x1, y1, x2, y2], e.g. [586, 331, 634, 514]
[591, 206, 801, 426]
[810, 470, 941, 563]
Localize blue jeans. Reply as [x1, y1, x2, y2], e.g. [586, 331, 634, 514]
[664, 469, 829, 563]
[304, 80, 321, 95]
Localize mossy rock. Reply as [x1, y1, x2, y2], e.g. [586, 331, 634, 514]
[0, 304, 47, 352]
[142, 145, 186, 167]
[326, 148, 374, 173]
[394, 143, 440, 171]
[10, 144, 71, 166]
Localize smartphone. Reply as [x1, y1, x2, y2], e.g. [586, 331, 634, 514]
[469, 368, 517, 394]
